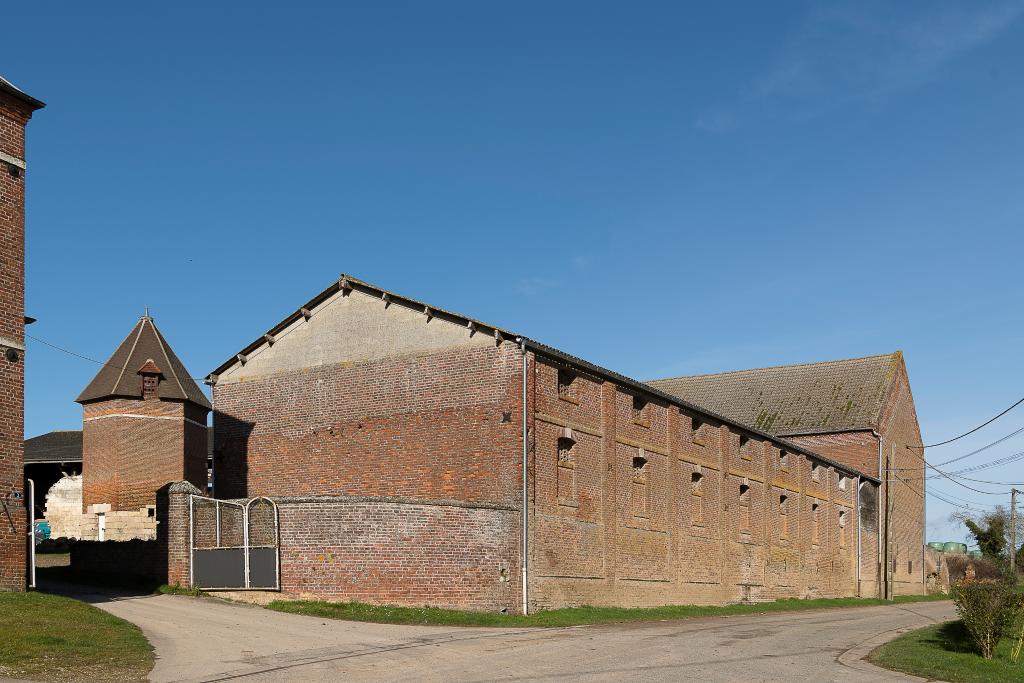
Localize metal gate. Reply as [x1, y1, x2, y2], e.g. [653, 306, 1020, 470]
[189, 495, 279, 590]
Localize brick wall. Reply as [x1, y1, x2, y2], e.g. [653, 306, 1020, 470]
[82, 398, 208, 512]
[214, 342, 523, 506]
[207, 286, 874, 610]
[877, 363, 926, 595]
[0, 90, 37, 591]
[529, 356, 862, 608]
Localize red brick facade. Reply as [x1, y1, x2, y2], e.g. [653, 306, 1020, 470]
[82, 398, 209, 511]
[0, 84, 41, 592]
[207, 283, 877, 611]
[786, 360, 925, 596]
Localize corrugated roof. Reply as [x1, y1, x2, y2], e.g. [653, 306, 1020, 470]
[648, 353, 902, 436]
[208, 273, 880, 483]
[76, 316, 211, 409]
[24, 430, 82, 464]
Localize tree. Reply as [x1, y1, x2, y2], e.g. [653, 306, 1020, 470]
[951, 507, 1018, 561]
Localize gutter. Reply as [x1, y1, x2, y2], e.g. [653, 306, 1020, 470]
[523, 338, 880, 485]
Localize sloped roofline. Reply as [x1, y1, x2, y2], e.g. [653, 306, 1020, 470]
[76, 315, 211, 409]
[0, 76, 45, 110]
[652, 351, 902, 384]
[207, 273, 880, 485]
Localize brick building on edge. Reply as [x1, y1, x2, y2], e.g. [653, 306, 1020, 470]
[202, 274, 922, 612]
[0, 76, 43, 592]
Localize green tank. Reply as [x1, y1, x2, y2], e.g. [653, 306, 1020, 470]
[942, 542, 967, 554]
[927, 542, 945, 551]
[968, 550, 983, 559]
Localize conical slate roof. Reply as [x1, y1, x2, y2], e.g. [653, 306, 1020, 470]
[76, 315, 211, 409]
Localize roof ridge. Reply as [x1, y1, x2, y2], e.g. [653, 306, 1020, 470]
[111, 321, 146, 392]
[150, 319, 188, 398]
[648, 352, 900, 383]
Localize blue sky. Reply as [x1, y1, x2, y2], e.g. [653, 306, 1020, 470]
[7, 1, 1023, 543]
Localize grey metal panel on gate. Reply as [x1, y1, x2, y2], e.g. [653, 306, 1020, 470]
[248, 547, 278, 588]
[194, 548, 245, 588]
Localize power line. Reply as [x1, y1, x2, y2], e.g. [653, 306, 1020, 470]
[935, 425, 1024, 467]
[24, 332, 207, 382]
[910, 395, 1024, 449]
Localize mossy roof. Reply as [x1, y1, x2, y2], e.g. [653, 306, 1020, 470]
[648, 352, 903, 436]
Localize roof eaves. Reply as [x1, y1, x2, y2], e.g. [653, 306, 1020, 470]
[526, 338, 880, 484]
[207, 274, 517, 381]
[0, 76, 45, 110]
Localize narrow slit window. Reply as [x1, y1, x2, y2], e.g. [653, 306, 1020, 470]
[690, 471, 704, 525]
[779, 494, 789, 539]
[631, 452, 649, 518]
[811, 502, 820, 544]
[738, 484, 751, 531]
[556, 437, 576, 503]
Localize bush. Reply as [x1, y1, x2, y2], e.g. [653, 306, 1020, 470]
[946, 555, 1004, 583]
[950, 578, 1024, 659]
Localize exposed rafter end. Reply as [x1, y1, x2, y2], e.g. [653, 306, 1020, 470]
[236, 353, 248, 365]
[300, 307, 312, 321]
[264, 334, 276, 346]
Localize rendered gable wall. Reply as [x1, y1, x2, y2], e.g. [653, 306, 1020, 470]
[217, 288, 493, 384]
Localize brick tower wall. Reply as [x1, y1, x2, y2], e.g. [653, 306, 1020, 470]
[82, 399, 208, 512]
[0, 90, 37, 591]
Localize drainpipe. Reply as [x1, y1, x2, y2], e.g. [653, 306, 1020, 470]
[875, 431, 885, 600]
[518, 337, 529, 616]
[856, 475, 862, 596]
[27, 478, 35, 589]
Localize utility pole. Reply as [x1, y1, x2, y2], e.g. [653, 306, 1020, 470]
[885, 449, 894, 600]
[1011, 488, 1018, 576]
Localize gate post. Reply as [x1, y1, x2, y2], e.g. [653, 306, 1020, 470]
[157, 481, 202, 587]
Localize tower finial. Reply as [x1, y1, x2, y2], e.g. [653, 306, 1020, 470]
[144, 305, 150, 319]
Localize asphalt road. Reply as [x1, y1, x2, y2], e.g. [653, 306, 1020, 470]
[51, 584, 955, 683]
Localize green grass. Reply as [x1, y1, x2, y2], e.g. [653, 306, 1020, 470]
[268, 592, 950, 628]
[0, 592, 154, 682]
[869, 620, 1023, 683]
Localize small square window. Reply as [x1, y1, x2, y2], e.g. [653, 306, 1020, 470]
[557, 369, 578, 403]
[691, 418, 705, 444]
[631, 396, 649, 425]
[779, 450, 789, 470]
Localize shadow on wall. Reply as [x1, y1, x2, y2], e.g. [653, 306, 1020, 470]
[212, 412, 254, 499]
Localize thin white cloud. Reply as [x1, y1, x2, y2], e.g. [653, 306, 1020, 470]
[697, 1, 1024, 131]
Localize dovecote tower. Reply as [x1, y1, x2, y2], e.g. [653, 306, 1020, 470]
[76, 315, 210, 513]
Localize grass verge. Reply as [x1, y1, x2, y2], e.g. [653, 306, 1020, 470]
[0, 592, 154, 682]
[869, 620, 1022, 683]
[268, 592, 950, 628]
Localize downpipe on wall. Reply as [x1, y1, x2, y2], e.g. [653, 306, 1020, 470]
[518, 337, 529, 616]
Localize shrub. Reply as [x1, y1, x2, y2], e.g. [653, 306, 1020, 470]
[950, 578, 1024, 659]
[946, 555, 1003, 583]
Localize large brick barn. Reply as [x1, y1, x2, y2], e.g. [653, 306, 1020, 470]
[200, 274, 924, 612]
[0, 76, 43, 592]
[649, 353, 925, 598]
